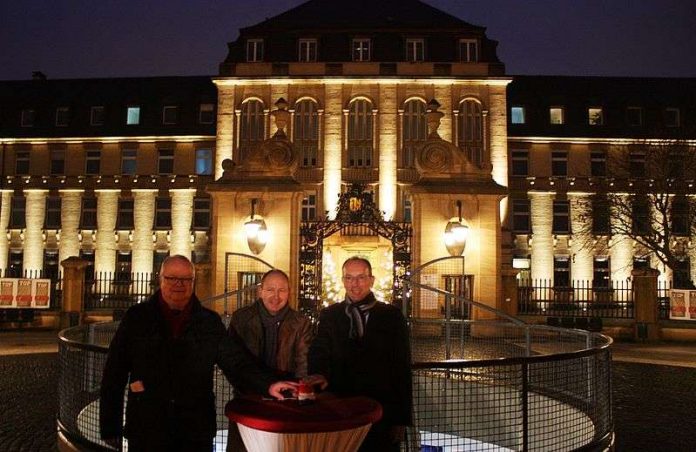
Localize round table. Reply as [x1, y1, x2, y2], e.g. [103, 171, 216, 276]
[225, 393, 382, 452]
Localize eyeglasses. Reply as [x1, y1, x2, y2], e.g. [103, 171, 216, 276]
[342, 275, 372, 284]
[162, 275, 195, 285]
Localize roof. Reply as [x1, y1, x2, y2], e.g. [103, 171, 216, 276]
[241, 0, 484, 32]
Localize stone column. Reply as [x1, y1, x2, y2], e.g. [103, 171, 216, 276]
[60, 256, 89, 328]
[434, 85, 452, 142]
[170, 189, 195, 258]
[632, 268, 660, 341]
[568, 193, 593, 281]
[0, 190, 11, 272]
[610, 194, 633, 281]
[95, 190, 119, 274]
[24, 190, 48, 273]
[132, 190, 156, 274]
[323, 84, 343, 219]
[378, 84, 397, 220]
[214, 84, 235, 179]
[529, 193, 554, 282]
[59, 190, 82, 265]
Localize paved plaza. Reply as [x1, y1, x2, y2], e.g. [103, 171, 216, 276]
[0, 330, 695, 451]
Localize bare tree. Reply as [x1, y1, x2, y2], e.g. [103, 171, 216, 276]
[575, 139, 696, 287]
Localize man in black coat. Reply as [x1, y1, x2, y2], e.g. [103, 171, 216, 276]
[308, 256, 412, 451]
[99, 255, 297, 452]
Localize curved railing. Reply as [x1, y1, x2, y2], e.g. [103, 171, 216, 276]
[57, 279, 613, 451]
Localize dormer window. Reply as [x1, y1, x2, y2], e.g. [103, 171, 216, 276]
[588, 107, 604, 126]
[90, 106, 104, 126]
[665, 108, 681, 127]
[406, 39, 424, 62]
[21, 109, 35, 127]
[246, 39, 264, 62]
[299, 39, 317, 62]
[626, 107, 643, 126]
[126, 106, 140, 125]
[549, 107, 565, 125]
[459, 39, 479, 62]
[352, 39, 371, 62]
[55, 107, 70, 127]
[163, 105, 178, 125]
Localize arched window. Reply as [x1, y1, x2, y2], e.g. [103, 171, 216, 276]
[457, 99, 483, 166]
[347, 99, 373, 168]
[239, 99, 265, 161]
[401, 99, 427, 168]
[293, 99, 319, 167]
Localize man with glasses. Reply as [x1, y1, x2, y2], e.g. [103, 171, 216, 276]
[100, 255, 297, 452]
[308, 256, 412, 451]
[226, 269, 312, 451]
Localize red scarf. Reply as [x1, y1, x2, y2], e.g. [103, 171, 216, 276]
[158, 293, 193, 339]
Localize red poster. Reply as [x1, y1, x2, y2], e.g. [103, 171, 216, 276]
[0, 280, 13, 306]
[34, 280, 50, 307]
[16, 279, 33, 307]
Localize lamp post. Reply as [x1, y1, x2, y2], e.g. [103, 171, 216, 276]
[244, 199, 268, 255]
[444, 200, 468, 256]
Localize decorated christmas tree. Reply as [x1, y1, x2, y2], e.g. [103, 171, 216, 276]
[321, 250, 343, 306]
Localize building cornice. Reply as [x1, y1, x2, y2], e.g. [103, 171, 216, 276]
[0, 135, 216, 145]
[508, 136, 696, 145]
[213, 77, 512, 86]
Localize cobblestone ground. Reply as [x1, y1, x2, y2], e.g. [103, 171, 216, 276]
[1, 354, 696, 451]
[613, 362, 696, 452]
[0, 353, 58, 452]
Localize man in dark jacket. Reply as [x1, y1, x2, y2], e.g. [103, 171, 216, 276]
[226, 269, 312, 451]
[229, 269, 312, 379]
[99, 255, 297, 452]
[308, 256, 412, 452]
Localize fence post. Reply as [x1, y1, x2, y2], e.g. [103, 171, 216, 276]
[60, 256, 89, 328]
[195, 262, 212, 307]
[501, 268, 519, 317]
[632, 268, 660, 341]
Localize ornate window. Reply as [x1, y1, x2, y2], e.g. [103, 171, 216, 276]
[239, 99, 266, 162]
[401, 99, 427, 168]
[347, 99, 373, 168]
[457, 99, 483, 166]
[293, 99, 319, 167]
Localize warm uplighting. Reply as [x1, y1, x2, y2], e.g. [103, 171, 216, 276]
[444, 200, 469, 256]
[245, 199, 268, 254]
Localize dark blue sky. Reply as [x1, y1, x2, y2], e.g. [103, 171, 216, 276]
[2, 0, 695, 81]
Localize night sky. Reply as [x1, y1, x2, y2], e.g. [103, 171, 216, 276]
[1, 0, 695, 81]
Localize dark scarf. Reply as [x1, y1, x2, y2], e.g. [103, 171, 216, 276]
[257, 300, 290, 369]
[158, 293, 193, 339]
[344, 292, 378, 339]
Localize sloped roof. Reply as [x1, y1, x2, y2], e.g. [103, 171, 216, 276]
[241, 0, 484, 32]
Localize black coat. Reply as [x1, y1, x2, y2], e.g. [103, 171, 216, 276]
[308, 297, 412, 427]
[99, 291, 274, 442]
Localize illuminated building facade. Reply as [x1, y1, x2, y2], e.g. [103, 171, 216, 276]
[1, 0, 694, 315]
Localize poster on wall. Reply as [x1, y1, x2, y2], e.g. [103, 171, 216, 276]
[0, 278, 52, 308]
[669, 289, 696, 321]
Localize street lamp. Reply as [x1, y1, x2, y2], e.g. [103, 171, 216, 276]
[245, 199, 268, 255]
[444, 200, 468, 256]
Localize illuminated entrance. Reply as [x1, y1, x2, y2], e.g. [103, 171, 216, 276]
[299, 184, 412, 317]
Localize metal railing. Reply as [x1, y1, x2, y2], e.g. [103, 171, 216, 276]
[518, 279, 634, 319]
[58, 281, 613, 451]
[83, 272, 157, 310]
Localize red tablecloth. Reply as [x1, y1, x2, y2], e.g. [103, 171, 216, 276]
[225, 393, 382, 433]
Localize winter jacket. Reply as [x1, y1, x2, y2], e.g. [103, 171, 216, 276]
[99, 291, 274, 442]
[229, 300, 312, 378]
